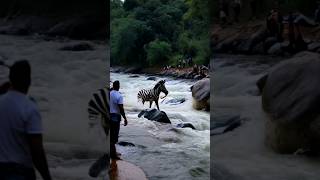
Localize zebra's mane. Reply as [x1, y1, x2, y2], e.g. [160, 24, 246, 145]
[153, 80, 165, 90]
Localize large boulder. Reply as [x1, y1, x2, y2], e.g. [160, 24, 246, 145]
[262, 52, 320, 153]
[191, 78, 210, 111]
[138, 109, 171, 123]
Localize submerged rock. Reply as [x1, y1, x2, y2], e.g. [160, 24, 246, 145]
[165, 98, 186, 105]
[138, 109, 171, 123]
[191, 78, 210, 111]
[308, 42, 320, 52]
[146, 76, 157, 81]
[117, 141, 135, 147]
[129, 75, 139, 78]
[59, 42, 94, 51]
[263, 52, 320, 153]
[176, 123, 196, 130]
[211, 114, 242, 135]
[268, 43, 283, 55]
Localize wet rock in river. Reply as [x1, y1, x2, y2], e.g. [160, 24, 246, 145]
[59, 42, 94, 51]
[211, 114, 242, 135]
[308, 42, 320, 52]
[191, 78, 210, 111]
[165, 98, 186, 105]
[263, 52, 320, 153]
[117, 141, 135, 147]
[176, 123, 196, 130]
[264, 37, 278, 51]
[268, 43, 283, 55]
[129, 75, 139, 78]
[146, 76, 157, 81]
[138, 109, 171, 123]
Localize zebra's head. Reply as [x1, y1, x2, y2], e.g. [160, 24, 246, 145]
[154, 80, 168, 99]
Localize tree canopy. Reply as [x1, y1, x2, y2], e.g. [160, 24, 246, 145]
[111, 0, 210, 67]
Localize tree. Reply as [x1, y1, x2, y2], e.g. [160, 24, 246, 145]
[111, 18, 154, 65]
[146, 40, 172, 66]
[123, 0, 139, 11]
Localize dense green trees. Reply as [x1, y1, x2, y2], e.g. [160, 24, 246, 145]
[111, 0, 210, 67]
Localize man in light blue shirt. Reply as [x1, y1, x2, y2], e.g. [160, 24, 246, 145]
[110, 81, 128, 160]
[0, 60, 52, 180]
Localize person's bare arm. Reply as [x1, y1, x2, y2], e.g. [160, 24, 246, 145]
[118, 104, 128, 126]
[27, 134, 52, 180]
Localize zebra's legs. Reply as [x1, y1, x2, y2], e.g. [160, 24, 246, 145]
[155, 100, 160, 110]
[149, 101, 153, 108]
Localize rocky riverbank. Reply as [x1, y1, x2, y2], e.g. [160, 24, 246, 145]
[111, 66, 210, 81]
[211, 20, 320, 56]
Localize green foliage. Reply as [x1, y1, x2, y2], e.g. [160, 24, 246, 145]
[123, 0, 139, 11]
[111, 17, 154, 65]
[146, 40, 172, 66]
[111, 0, 210, 67]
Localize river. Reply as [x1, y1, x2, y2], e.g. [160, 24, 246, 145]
[211, 54, 320, 180]
[110, 72, 210, 180]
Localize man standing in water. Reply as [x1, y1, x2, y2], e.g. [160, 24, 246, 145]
[110, 81, 128, 160]
[0, 60, 52, 180]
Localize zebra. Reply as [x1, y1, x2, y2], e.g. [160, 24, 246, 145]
[87, 87, 109, 136]
[137, 80, 168, 110]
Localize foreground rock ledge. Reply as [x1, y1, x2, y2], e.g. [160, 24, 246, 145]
[262, 52, 320, 153]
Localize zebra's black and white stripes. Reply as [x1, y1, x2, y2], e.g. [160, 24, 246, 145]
[137, 80, 168, 110]
[88, 87, 109, 136]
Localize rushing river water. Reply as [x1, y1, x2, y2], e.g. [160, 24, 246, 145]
[212, 54, 320, 180]
[110, 72, 210, 180]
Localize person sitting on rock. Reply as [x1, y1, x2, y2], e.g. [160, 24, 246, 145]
[267, 9, 283, 41]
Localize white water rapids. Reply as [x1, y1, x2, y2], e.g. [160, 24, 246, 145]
[111, 72, 210, 180]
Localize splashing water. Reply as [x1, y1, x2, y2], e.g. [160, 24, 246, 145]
[111, 72, 210, 180]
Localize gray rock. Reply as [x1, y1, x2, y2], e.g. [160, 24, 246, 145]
[191, 78, 210, 111]
[138, 109, 171, 123]
[308, 42, 320, 52]
[176, 123, 196, 130]
[117, 141, 135, 147]
[146, 76, 157, 81]
[211, 115, 242, 135]
[129, 75, 139, 78]
[165, 98, 186, 105]
[59, 42, 94, 51]
[264, 37, 278, 51]
[263, 52, 320, 153]
[268, 43, 283, 55]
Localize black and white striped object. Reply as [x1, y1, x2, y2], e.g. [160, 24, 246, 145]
[88, 87, 109, 135]
[137, 80, 168, 110]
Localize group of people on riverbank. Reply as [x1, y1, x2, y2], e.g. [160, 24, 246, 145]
[265, 5, 320, 54]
